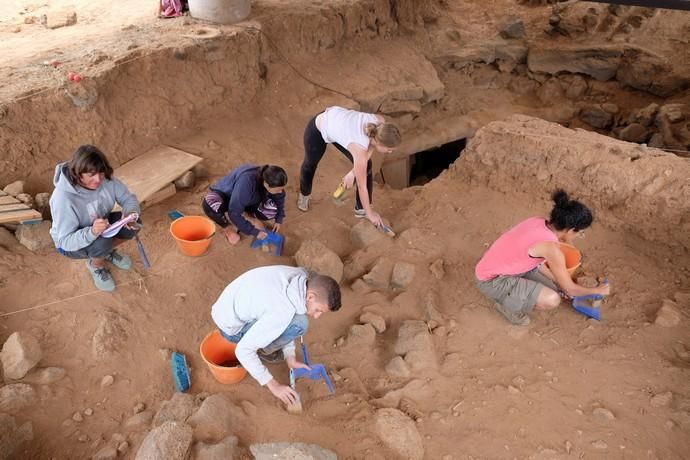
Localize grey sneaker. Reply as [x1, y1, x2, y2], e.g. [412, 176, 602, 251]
[297, 193, 310, 212]
[105, 250, 132, 270]
[86, 260, 115, 292]
[494, 302, 530, 326]
[354, 208, 366, 218]
[258, 349, 284, 364]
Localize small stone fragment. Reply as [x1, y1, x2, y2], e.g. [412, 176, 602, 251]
[654, 300, 681, 327]
[84, 408, 93, 416]
[593, 407, 616, 420]
[101, 375, 114, 387]
[592, 440, 608, 449]
[385, 356, 411, 378]
[174, 171, 196, 190]
[3, 180, 24, 196]
[72, 412, 83, 422]
[133, 402, 146, 414]
[650, 391, 673, 408]
[429, 259, 445, 279]
[360, 312, 386, 333]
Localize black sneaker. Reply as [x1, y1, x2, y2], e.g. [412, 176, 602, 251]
[257, 349, 284, 364]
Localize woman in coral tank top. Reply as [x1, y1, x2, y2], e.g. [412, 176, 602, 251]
[475, 190, 610, 325]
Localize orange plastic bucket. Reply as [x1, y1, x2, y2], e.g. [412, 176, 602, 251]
[559, 242, 582, 277]
[199, 330, 247, 384]
[170, 216, 215, 256]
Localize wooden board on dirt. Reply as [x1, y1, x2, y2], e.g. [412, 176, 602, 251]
[0, 195, 42, 224]
[115, 146, 202, 205]
[141, 183, 176, 210]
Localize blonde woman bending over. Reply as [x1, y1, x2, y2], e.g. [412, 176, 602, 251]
[297, 106, 402, 228]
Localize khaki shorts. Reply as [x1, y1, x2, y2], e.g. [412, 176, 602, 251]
[476, 267, 559, 315]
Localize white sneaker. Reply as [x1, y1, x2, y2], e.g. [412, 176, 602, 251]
[297, 193, 310, 212]
[354, 208, 366, 218]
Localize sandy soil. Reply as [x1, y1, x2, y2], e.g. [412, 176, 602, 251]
[1, 0, 689, 459]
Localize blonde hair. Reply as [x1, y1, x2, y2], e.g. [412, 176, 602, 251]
[365, 123, 402, 148]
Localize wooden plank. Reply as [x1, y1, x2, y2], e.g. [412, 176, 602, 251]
[0, 196, 19, 205]
[141, 183, 176, 210]
[0, 203, 33, 213]
[0, 208, 41, 224]
[114, 145, 203, 205]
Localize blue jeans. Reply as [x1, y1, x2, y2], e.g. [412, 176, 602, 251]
[219, 314, 309, 354]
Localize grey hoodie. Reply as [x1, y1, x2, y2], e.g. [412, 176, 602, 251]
[211, 265, 309, 386]
[49, 162, 140, 251]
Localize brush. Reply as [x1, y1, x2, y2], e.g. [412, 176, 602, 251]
[286, 369, 303, 414]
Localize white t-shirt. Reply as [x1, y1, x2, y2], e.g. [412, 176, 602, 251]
[320, 106, 380, 150]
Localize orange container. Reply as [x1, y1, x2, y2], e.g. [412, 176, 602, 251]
[169, 216, 215, 256]
[199, 330, 247, 384]
[559, 242, 582, 277]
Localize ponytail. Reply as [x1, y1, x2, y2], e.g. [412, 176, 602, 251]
[365, 122, 402, 148]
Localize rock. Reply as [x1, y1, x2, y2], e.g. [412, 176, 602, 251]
[591, 440, 608, 449]
[174, 171, 196, 190]
[250, 442, 336, 460]
[351, 221, 385, 248]
[192, 436, 239, 460]
[16, 193, 34, 207]
[592, 407, 616, 420]
[187, 394, 247, 442]
[602, 103, 619, 114]
[350, 279, 373, 294]
[616, 54, 689, 97]
[648, 133, 664, 148]
[3, 180, 24, 196]
[295, 240, 344, 282]
[93, 446, 118, 460]
[650, 391, 673, 407]
[0, 414, 33, 459]
[654, 300, 681, 327]
[78, 434, 88, 442]
[363, 258, 393, 289]
[41, 11, 77, 29]
[347, 324, 376, 345]
[580, 106, 613, 129]
[1, 332, 42, 380]
[20, 366, 66, 385]
[374, 408, 424, 460]
[0, 227, 21, 251]
[153, 392, 196, 427]
[632, 103, 659, 127]
[565, 75, 588, 99]
[92, 310, 128, 359]
[360, 312, 386, 333]
[72, 411, 83, 422]
[112, 433, 126, 443]
[101, 375, 114, 387]
[527, 47, 623, 81]
[394, 321, 436, 371]
[207, 140, 221, 150]
[133, 402, 146, 414]
[391, 262, 416, 289]
[124, 411, 154, 431]
[536, 78, 564, 106]
[117, 441, 130, 454]
[16, 221, 53, 251]
[0, 383, 36, 414]
[659, 103, 686, 123]
[385, 356, 411, 378]
[191, 163, 209, 179]
[423, 291, 445, 325]
[499, 17, 525, 39]
[429, 259, 445, 279]
[135, 421, 193, 460]
[619, 123, 650, 143]
[84, 408, 93, 416]
[379, 99, 422, 115]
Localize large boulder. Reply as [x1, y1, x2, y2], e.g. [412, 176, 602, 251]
[394, 321, 437, 371]
[16, 221, 53, 252]
[153, 392, 197, 427]
[391, 262, 416, 289]
[250, 442, 336, 460]
[618, 123, 650, 143]
[294, 240, 344, 282]
[0, 384, 36, 414]
[187, 395, 247, 442]
[135, 421, 193, 460]
[350, 220, 385, 248]
[2, 180, 24, 197]
[527, 46, 622, 81]
[579, 106, 613, 129]
[1, 332, 42, 380]
[374, 408, 424, 460]
[616, 53, 689, 97]
[362, 258, 393, 289]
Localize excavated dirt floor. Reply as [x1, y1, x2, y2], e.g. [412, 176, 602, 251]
[1, 1, 689, 459]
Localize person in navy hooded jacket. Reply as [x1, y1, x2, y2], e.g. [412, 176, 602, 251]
[202, 164, 287, 245]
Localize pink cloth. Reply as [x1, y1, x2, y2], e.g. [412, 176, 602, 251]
[160, 0, 183, 18]
[475, 217, 558, 281]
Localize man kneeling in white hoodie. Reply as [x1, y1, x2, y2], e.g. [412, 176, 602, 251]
[211, 265, 341, 405]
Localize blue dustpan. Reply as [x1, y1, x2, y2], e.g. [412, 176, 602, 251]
[171, 351, 191, 392]
[290, 341, 335, 394]
[572, 294, 602, 321]
[250, 232, 284, 256]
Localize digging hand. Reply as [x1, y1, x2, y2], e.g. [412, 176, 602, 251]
[272, 223, 281, 233]
[595, 279, 610, 296]
[366, 210, 384, 228]
[267, 379, 299, 405]
[256, 231, 268, 240]
[286, 356, 311, 371]
[343, 170, 356, 189]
